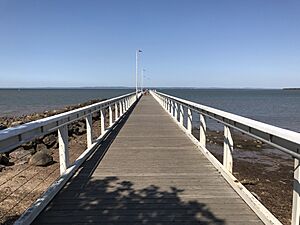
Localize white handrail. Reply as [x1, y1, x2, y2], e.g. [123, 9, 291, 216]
[0, 92, 136, 153]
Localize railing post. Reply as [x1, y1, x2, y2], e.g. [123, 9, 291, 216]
[179, 104, 184, 126]
[115, 102, 118, 120]
[109, 105, 113, 127]
[170, 100, 174, 117]
[100, 108, 105, 135]
[58, 125, 69, 175]
[123, 100, 126, 113]
[223, 125, 233, 173]
[119, 100, 123, 117]
[166, 99, 170, 112]
[86, 114, 93, 148]
[199, 114, 206, 147]
[187, 108, 192, 134]
[174, 102, 178, 120]
[292, 158, 300, 225]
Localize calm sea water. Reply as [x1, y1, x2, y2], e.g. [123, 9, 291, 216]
[158, 88, 300, 132]
[1, 88, 300, 132]
[0, 88, 134, 117]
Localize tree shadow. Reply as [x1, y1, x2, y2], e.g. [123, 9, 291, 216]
[32, 99, 225, 225]
[35, 175, 225, 225]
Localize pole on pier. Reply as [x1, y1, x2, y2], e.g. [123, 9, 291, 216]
[136, 49, 142, 99]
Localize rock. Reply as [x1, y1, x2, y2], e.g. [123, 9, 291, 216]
[22, 141, 36, 150]
[35, 143, 48, 152]
[256, 144, 262, 148]
[11, 121, 23, 127]
[256, 140, 263, 144]
[0, 154, 10, 165]
[240, 178, 259, 185]
[29, 151, 53, 166]
[236, 144, 243, 148]
[0, 124, 7, 130]
[77, 121, 86, 129]
[42, 134, 57, 147]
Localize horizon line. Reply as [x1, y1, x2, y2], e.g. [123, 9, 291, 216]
[0, 86, 290, 90]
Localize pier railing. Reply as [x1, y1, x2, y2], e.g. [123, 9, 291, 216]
[151, 90, 300, 225]
[0, 91, 140, 224]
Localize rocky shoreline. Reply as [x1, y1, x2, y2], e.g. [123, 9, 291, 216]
[0, 99, 103, 169]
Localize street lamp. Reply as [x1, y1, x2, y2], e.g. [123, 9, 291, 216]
[135, 49, 142, 99]
[141, 69, 145, 92]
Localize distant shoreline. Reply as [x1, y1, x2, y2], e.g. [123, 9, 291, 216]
[282, 88, 300, 90]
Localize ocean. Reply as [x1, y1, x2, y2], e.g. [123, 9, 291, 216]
[1, 88, 300, 132]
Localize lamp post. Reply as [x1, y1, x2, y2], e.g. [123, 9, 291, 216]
[136, 49, 142, 99]
[141, 69, 145, 92]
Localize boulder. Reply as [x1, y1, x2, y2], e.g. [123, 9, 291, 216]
[29, 151, 53, 166]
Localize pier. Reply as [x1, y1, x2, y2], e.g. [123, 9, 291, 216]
[1, 91, 300, 225]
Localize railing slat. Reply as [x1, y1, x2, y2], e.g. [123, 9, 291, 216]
[58, 125, 69, 175]
[86, 114, 93, 148]
[187, 108, 192, 134]
[200, 114, 206, 147]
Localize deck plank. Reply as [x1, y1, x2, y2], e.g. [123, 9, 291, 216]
[32, 95, 263, 225]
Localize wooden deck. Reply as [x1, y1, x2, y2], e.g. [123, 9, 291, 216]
[32, 95, 263, 225]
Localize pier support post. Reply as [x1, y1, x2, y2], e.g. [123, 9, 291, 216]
[199, 114, 206, 147]
[86, 114, 93, 148]
[223, 125, 233, 173]
[100, 108, 105, 135]
[58, 125, 69, 175]
[109, 105, 113, 127]
[292, 158, 300, 225]
[187, 108, 192, 134]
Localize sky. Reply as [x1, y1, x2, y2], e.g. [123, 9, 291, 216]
[0, 0, 300, 88]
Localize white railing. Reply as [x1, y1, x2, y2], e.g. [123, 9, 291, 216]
[0, 92, 140, 225]
[151, 90, 300, 225]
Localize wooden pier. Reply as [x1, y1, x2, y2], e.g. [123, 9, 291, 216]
[32, 95, 263, 225]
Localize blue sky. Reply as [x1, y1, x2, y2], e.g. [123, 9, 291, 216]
[0, 0, 299, 88]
